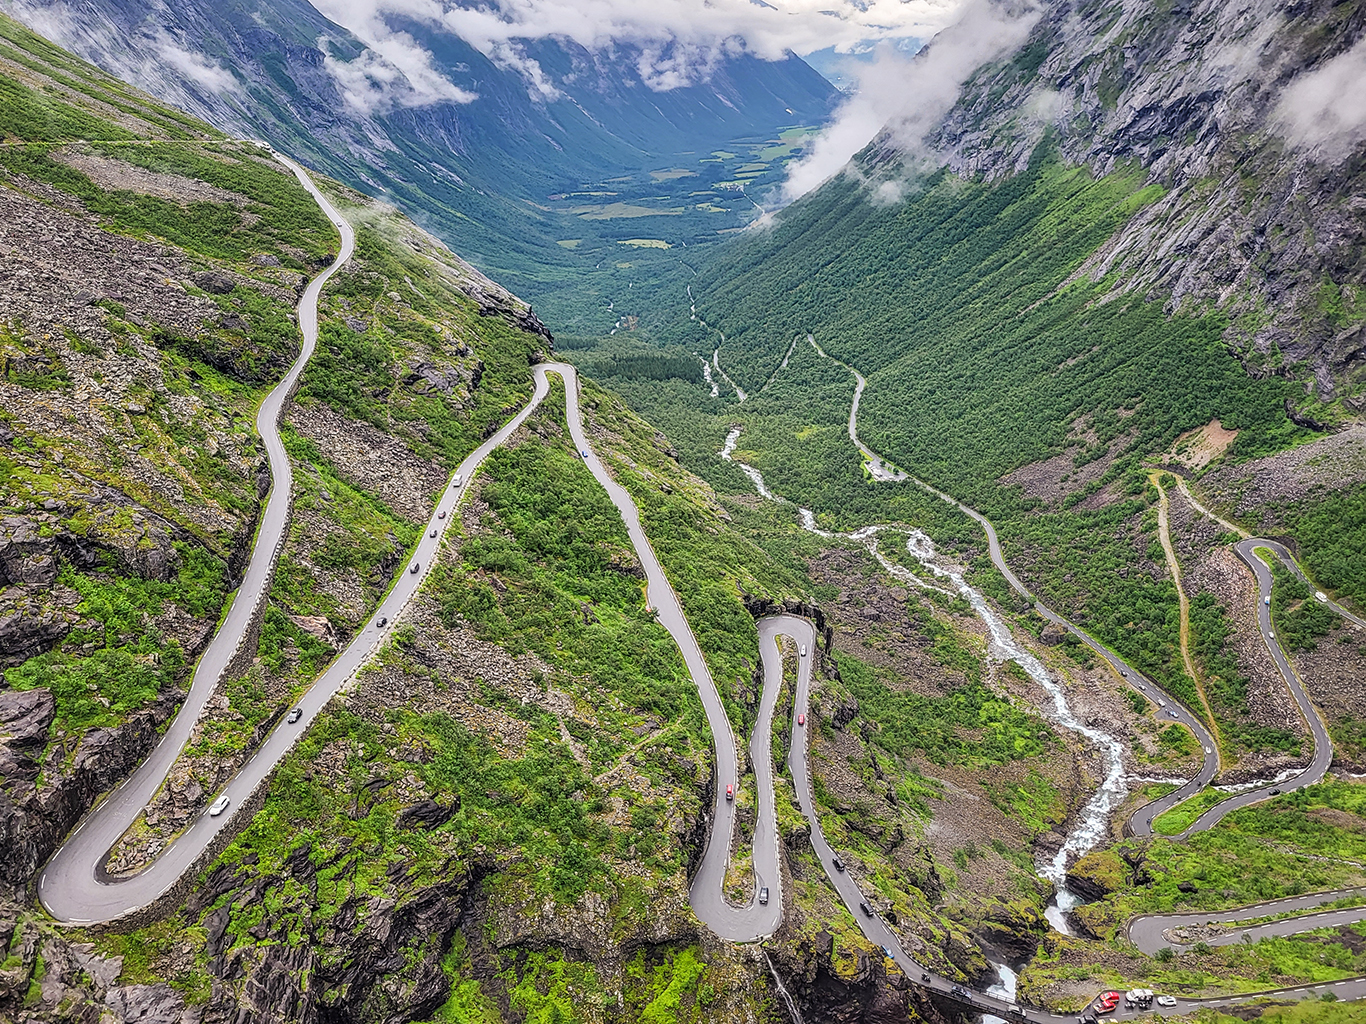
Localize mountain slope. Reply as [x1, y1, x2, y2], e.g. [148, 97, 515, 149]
[921, 0, 1366, 410]
[0, 0, 836, 302]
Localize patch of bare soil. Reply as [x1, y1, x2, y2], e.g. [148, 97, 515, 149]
[53, 147, 258, 210]
[1200, 424, 1366, 519]
[1000, 423, 1136, 508]
[1170, 488, 1309, 777]
[288, 400, 448, 523]
[1161, 419, 1240, 471]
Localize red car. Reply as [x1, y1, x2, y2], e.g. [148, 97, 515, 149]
[1096, 991, 1121, 1014]
[725, 784, 734, 801]
[798, 713, 806, 726]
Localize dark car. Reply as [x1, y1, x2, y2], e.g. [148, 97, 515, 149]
[758, 886, 769, 905]
[832, 856, 845, 872]
[287, 707, 302, 724]
[377, 616, 388, 627]
[920, 972, 931, 983]
[950, 985, 968, 998]
[1270, 787, 1282, 795]
[859, 901, 873, 916]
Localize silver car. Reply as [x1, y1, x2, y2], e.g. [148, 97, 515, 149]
[209, 794, 230, 817]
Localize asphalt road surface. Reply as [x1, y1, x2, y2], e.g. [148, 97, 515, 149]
[40, 356, 784, 939]
[39, 155, 354, 923]
[1129, 888, 1366, 954]
[1163, 539, 1337, 837]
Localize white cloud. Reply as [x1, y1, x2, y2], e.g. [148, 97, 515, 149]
[782, 0, 1040, 201]
[322, 37, 476, 115]
[309, 4, 479, 114]
[308, 0, 965, 94]
[152, 38, 238, 94]
[1275, 34, 1366, 164]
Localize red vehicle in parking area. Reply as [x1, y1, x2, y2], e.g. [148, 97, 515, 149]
[1096, 991, 1121, 1014]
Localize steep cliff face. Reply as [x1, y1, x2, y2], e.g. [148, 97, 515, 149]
[921, 0, 1366, 409]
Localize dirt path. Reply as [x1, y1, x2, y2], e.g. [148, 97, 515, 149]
[1149, 472, 1222, 754]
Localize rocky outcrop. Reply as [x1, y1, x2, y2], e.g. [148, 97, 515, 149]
[0, 688, 181, 891]
[917, 0, 1366, 404]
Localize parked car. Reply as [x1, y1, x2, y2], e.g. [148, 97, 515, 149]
[832, 856, 845, 872]
[287, 707, 302, 724]
[797, 713, 806, 726]
[1156, 995, 1177, 1007]
[758, 887, 769, 905]
[209, 794, 230, 817]
[725, 783, 734, 801]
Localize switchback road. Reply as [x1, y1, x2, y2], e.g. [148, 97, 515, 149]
[40, 155, 354, 923]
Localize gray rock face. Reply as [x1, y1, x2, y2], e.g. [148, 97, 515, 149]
[0, 688, 181, 889]
[0, 516, 59, 587]
[105, 983, 203, 1024]
[896, 0, 1366, 403]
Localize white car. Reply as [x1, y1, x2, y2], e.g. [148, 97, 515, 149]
[209, 794, 230, 817]
[1264, 595, 1271, 606]
[1156, 995, 1177, 1007]
[454, 473, 462, 485]
[800, 644, 807, 657]
[410, 561, 421, 574]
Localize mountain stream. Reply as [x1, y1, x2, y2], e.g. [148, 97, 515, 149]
[720, 421, 1128, 941]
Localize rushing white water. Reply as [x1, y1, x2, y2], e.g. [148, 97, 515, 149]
[721, 425, 1129, 936]
[765, 952, 806, 1024]
[983, 962, 1018, 1023]
[1214, 766, 1304, 793]
[698, 355, 720, 397]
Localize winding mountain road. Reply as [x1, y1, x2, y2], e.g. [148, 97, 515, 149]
[40, 154, 354, 923]
[41, 310, 782, 938]
[36, 169, 1366, 1015]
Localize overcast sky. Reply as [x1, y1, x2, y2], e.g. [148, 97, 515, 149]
[309, 0, 964, 62]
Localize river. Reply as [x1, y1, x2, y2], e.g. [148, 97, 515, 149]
[720, 425, 1128, 936]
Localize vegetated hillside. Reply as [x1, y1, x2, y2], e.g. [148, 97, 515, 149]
[925, 0, 1366, 412]
[625, 0, 1366, 728]
[0, 18, 969, 1024]
[0, 0, 836, 313]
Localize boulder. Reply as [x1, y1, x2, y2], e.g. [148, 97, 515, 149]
[104, 982, 201, 1024]
[0, 515, 59, 586]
